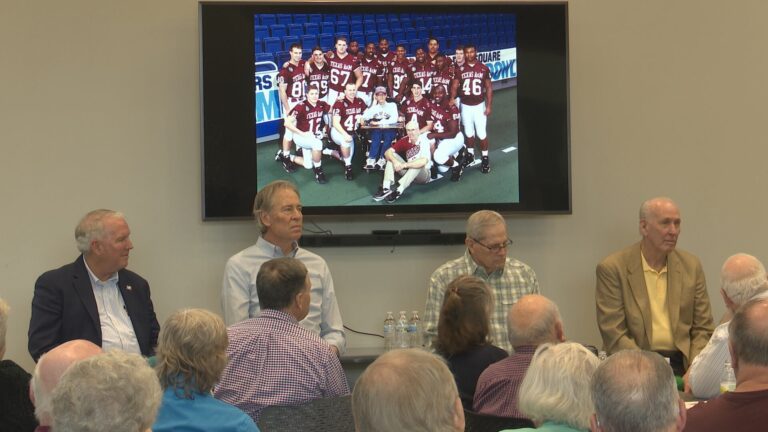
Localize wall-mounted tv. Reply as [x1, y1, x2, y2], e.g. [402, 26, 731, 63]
[200, 2, 569, 219]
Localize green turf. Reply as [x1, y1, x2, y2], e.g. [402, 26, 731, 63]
[256, 86, 518, 207]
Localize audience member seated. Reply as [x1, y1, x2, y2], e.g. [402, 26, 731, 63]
[473, 294, 565, 418]
[0, 297, 37, 431]
[51, 350, 162, 432]
[352, 348, 465, 432]
[590, 350, 686, 432]
[510, 342, 600, 432]
[214, 257, 349, 422]
[684, 296, 768, 431]
[436, 275, 507, 409]
[686, 253, 768, 399]
[152, 308, 259, 432]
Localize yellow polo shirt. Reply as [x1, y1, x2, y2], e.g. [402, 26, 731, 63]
[641, 252, 676, 350]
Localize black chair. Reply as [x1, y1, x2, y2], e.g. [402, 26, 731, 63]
[257, 395, 355, 432]
[464, 409, 534, 432]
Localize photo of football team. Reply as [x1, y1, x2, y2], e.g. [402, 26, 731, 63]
[255, 12, 519, 207]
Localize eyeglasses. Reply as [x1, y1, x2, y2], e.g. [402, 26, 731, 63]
[471, 237, 513, 252]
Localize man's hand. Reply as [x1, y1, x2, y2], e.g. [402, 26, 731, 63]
[484, 105, 492, 116]
[331, 345, 339, 357]
[683, 371, 692, 394]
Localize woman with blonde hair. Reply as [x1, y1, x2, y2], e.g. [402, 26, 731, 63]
[436, 275, 508, 408]
[152, 308, 259, 432]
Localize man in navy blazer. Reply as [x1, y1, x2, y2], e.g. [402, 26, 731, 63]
[28, 209, 159, 362]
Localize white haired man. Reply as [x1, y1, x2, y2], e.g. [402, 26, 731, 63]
[590, 350, 686, 432]
[686, 253, 768, 398]
[425, 210, 540, 354]
[352, 348, 465, 432]
[596, 197, 714, 375]
[28, 209, 160, 361]
[51, 350, 161, 432]
[473, 294, 565, 418]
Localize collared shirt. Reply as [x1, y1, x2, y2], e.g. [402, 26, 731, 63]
[641, 252, 675, 350]
[473, 345, 537, 418]
[688, 321, 731, 399]
[153, 387, 259, 432]
[213, 309, 350, 423]
[82, 256, 141, 354]
[425, 250, 539, 353]
[221, 236, 346, 353]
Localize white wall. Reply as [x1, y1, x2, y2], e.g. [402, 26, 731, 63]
[3, 0, 768, 372]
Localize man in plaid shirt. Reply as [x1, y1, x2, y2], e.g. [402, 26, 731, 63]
[424, 210, 539, 354]
[214, 257, 349, 423]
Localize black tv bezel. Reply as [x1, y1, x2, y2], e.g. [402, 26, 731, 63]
[200, 2, 570, 220]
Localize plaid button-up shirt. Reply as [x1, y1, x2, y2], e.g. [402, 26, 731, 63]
[472, 345, 537, 417]
[424, 250, 539, 354]
[213, 309, 349, 422]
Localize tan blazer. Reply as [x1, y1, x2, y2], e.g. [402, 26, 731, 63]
[595, 242, 714, 367]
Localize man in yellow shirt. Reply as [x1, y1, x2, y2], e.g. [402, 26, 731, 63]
[595, 197, 714, 375]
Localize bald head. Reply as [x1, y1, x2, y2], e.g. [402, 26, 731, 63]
[638, 197, 677, 221]
[32, 340, 101, 425]
[730, 297, 768, 368]
[507, 294, 564, 348]
[721, 254, 768, 310]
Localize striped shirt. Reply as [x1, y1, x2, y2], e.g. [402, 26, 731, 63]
[213, 309, 349, 422]
[424, 250, 539, 354]
[472, 345, 537, 418]
[688, 321, 731, 399]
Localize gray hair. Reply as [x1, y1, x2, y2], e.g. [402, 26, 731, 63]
[252, 180, 300, 234]
[352, 349, 461, 432]
[466, 210, 506, 242]
[74, 209, 125, 253]
[0, 297, 8, 356]
[51, 350, 161, 432]
[507, 295, 562, 347]
[730, 297, 768, 366]
[256, 257, 308, 310]
[591, 350, 679, 432]
[519, 342, 599, 430]
[721, 253, 768, 307]
[638, 197, 676, 221]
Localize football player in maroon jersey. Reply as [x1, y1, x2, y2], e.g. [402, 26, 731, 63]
[432, 53, 453, 99]
[427, 84, 465, 182]
[307, 46, 331, 105]
[406, 47, 436, 98]
[358, 42, 383, 107]
[389, 44, 411, 104]
[276, 43, 306, 173]
[398, 81, 433, 135]
[427, 37, 440, 64]
[450, 44, 493, 173]
[331, 83, 367, 180]
[313, 37, 363, 105]
[348, 40, 363, 60]
[284, 85, 331, 184]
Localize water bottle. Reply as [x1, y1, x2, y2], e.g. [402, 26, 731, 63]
[383, 312, 395, 351]
[720, 361, 736, 393]
[396, 311, 409, 349]
[408, 311, 423, 348]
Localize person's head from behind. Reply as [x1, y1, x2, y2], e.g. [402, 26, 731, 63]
[352, 348, 464, 432]
[519, 342, 599, 430]
[51, 350, 161, 432]
[253, 180, 303, 242]
[0, 297, 8, 359]
[437, 275, 493, 356]
[720, 253, 768, 313]
[729, 297, 768, 376]
[156, 308, 228, 397]
[30, 339, 102, 426]
[256, 257, 310, 319]
[507, 294, 564, 348]
[590, 350, 685, 432]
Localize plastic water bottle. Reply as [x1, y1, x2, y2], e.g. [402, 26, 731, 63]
[396, 311, 409, 349]
[383, 312, 395, 351]
[408, 311, 423, 348]
[720, 361, 736, 393]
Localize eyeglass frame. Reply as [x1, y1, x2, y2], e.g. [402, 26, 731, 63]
[470, 237, 514, 252]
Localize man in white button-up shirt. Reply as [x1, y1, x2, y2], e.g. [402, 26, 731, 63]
[29, 209, 160, 361]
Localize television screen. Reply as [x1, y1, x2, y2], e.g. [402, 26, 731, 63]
[201, 2, 569, 219]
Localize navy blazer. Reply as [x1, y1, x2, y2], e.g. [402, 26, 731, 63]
[28, 255, 160, 361]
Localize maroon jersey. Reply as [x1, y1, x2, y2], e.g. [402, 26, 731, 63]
[456, 61, 491, 106]
[389, 58, 411, 97]
[307, 62, 331, 99]
[401, 97, 433, 130]
[378, 51, 396, 75]
[391, 135, 430, 162]
[432, 67, 453, 95]
[331, 97, 367, 132]
[407, 62, 436, 96]
[277, 60, 306, 100]
[326, 52, 361, 92]
[289, 100, 330, 134]
[359, 57, 383, 93]
[430, 102, 461, 138]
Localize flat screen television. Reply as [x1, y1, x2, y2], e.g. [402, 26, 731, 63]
[200, 2, 569, 219]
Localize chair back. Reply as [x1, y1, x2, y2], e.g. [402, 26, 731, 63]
[257, 395, 355, 432]
[464, 409, 534, 432]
